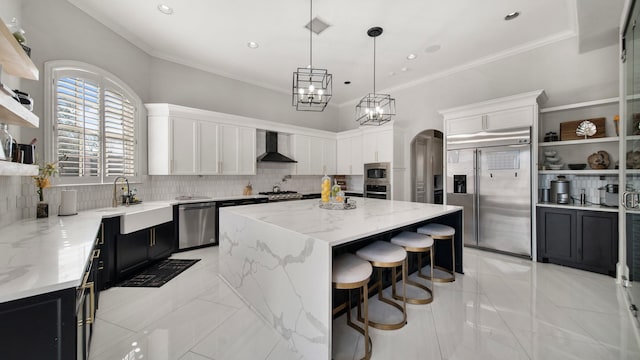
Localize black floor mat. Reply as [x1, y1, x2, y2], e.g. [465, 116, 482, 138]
[118, 259, 200, 287]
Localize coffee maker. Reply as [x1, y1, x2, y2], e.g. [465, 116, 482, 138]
[550, 176, 570, 204]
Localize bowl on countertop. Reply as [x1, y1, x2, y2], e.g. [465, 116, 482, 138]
[568, 163, 587, 170]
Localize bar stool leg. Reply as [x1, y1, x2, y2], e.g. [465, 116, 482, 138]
[363, 262, 407, 330]
[425, 236, 455, 283]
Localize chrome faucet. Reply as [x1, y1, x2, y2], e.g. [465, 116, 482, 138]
[113, 176, 130, 207]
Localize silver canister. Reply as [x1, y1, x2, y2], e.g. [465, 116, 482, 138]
[539, 188, 550, 203]
[550, 177, 571, 204]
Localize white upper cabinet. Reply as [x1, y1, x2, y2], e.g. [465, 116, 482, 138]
[147, 104, 256, 175]
[337, 130, 363, 175]
[219, 125, 256, 175]
[292, 134, 336, 175]
[171, 117, 198, 174]
[362, 127, 394, 164]
[198, 121, 219, 174]
[442, 90, 545, 136]
[446, 107, 534, 135]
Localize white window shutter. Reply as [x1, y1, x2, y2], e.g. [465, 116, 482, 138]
[104, 88, 136, 177]
[55, 77, 101, 177]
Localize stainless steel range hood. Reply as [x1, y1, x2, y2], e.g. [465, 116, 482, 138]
[257, 131, 297, 163]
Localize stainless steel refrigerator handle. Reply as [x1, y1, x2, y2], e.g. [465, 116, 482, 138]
[475, 149, 480, 243]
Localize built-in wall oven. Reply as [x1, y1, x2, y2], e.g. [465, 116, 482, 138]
[364, 162, 391, 199]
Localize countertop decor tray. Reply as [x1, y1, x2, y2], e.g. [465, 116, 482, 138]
[319, 199, 357, 210]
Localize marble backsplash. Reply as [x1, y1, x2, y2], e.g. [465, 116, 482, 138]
[0, 161, 363, 228]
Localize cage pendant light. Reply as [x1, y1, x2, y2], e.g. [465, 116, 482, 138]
[356, 27, 396, 126]
[292, 0, 332, 111]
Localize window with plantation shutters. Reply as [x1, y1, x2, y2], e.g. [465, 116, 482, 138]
[55, 77, 101, 177]
[104, 88, 135, 177]
[45, 61, 141, 185]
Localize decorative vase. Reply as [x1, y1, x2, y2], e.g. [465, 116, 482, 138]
[37, 202, 49, 218]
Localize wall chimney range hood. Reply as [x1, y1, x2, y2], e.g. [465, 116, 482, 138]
[257, 131, 297, 163]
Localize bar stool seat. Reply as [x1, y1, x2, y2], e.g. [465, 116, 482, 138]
[356, 241, 407, 331]
[417, 223, 455, 283]
[333, 253, 373, 360]
[390, 231, 434, 304]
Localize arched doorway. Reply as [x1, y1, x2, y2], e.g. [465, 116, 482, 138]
[410, 129, 443, 203]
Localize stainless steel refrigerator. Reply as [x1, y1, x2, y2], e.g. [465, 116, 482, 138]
[446, 128, 531, 257]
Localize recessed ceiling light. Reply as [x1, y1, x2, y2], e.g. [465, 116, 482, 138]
[247, 41, 259, 49]
[344, 81, 351, 85]
[401, 67, 408, 72]
[157, 4, 173, 15]
[425, 45, 441, 53]
[504, 11, 520, 21]
[406, 53, 417, 60]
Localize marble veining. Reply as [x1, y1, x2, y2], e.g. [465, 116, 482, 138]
[220, 212, 330, 360]
[219, 199, 463, 360]
[222, 198, 461, 246]
[0, 213, 102, 303]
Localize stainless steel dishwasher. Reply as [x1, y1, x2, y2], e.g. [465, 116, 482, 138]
[178, 202, 216, 249]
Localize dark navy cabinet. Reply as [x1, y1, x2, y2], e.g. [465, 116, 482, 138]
[537, 207, 617, 276]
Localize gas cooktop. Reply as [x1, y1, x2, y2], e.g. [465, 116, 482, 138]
[258, 191, 303, 201]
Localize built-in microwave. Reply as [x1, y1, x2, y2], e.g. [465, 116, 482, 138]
[364, 162, 390, 183]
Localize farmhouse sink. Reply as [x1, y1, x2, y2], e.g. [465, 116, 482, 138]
[120, 205, 173, 234]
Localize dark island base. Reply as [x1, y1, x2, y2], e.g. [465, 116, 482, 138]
[331, 210, 463, 316]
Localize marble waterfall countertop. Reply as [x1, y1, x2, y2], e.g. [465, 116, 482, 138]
[0, 195, 267, 304]
[219, 198, 463, 360]
[220, 197, 462, 246]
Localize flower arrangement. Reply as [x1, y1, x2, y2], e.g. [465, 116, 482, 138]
[33, 161, 58, 202]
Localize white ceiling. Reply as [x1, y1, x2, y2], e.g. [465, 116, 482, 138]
[67, 0, 623, 106]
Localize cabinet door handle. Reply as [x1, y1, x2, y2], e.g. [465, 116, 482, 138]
[99, 222, 105, 245]
[86, 281, 95, 325]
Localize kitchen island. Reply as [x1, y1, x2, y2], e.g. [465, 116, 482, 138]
[219, 198, 463, 360]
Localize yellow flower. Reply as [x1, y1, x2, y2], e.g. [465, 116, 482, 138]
[32, 160, 59, 202]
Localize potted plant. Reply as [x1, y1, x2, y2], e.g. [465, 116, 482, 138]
[33, 161, 57, 218]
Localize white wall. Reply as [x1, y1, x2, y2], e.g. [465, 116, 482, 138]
[337, 37, 619, 200]
[0, 0, 622, 219]
[148, 58, 340, 132]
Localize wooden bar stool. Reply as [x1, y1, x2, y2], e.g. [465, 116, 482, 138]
[332, 253, 373, 360]
[390, 231, 434, 304]
[356, 241, 407, 330]
[417, 223, 455, 283]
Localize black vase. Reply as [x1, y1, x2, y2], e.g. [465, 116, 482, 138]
[37, 202, 49, 218]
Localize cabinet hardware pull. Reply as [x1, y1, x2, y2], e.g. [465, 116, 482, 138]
[86, 281, 95, 325]
[99, 222, 104, 245]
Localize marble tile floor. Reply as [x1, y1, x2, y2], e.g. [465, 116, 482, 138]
[89, 247, 640, 360]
